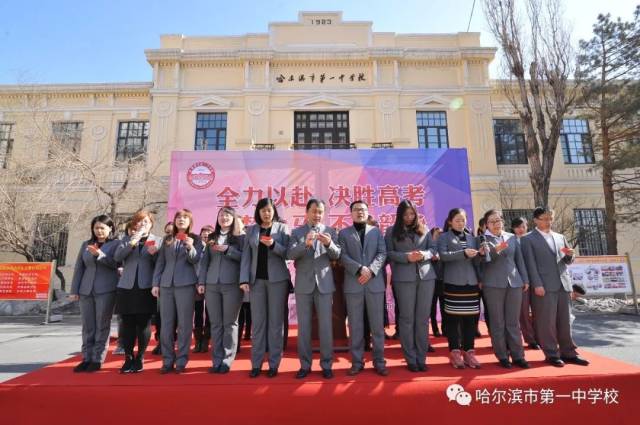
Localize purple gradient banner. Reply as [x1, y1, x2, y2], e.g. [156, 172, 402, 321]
[168, 148, 473, 233]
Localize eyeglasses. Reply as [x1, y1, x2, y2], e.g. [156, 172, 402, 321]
[352, 207, 368, 212]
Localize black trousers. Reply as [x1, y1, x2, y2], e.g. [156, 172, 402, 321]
[238, 302, 252, 340]
[445, 313, 479, 351]
[194, 299, 210, 329]
[121, 313, 153, 356]
[430, 279, 445, 332]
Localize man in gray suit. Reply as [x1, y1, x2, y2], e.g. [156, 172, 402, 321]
[339, 200, 389, 376]
[521, 207, 589, 367]
[288, 199, 341, 379]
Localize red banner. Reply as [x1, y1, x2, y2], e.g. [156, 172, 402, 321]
[0, 262, 52, 300]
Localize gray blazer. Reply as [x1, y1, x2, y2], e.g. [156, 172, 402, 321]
[437, 230, 481, 286]
[385, 227, 438, 282]
[521, 230, 574, 292]
[198, 233, 245, 285]
[287, 223, 341, 295]
[114, 234, 163, 289]
[70, 240, 120, 296]
[479, 232, 529, 288]
[338, 225, 387, 294]
[152, 235, 203, 287]
[240, 222, 291, 284]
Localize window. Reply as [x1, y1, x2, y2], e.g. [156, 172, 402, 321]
[51, 122, 83, 155]
[0, 123, 14, 169]
[417, 112, 448, 148]
[32, 214, 70, 266]
[502, 209, 533, 228]
[294, 111, 351, 149]
[195, 113, 227, 150]
[116, 121, 149, 162]
[574, 209, 607, 255]
[561, 119, 594, 164]
[493, 119, 527, 164]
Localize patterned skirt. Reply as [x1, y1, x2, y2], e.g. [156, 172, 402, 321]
[443, 283, 480, 316]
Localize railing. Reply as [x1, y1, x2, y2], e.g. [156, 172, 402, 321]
[292, 143, 357, 150]
[371, 142, 394, 149]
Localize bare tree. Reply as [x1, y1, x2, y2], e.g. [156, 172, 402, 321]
[484, 0, 578, 207]
[0, 90, 167, 290]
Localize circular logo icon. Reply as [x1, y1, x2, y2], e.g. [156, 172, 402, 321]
[186, 162, 215, 190]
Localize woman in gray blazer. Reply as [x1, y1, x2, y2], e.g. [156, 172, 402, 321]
[114, 210, 163, 373]
[197, 206, 246, 373]
[385, 200, 439, 372]
[437, 208, 484, 369]
[240, 198, 291, 378]
[69, 215, 119, 373]
[152, 209, 203, 374]
[479, 209, 530, 369]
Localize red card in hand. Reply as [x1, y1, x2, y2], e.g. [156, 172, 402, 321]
[498, 241, 509, 249]
[144, 240, 155, 247]
[89, 244, 99, 250]
[176, 233, 187, 241]
[560, 247, 571, 254]
[260, 236, 272, 242]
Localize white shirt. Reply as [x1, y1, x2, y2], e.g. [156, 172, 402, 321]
[484, 229, 503, 242]
[536, 228, 556, 252]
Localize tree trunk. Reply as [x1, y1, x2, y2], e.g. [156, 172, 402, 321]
[601, 127, 619, 254]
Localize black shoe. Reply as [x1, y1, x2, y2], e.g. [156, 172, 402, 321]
[159, 365, 174, 374]
[175, 365, 186, 374]
[561, 356, 590, 366]
[73, 361, 90, 373]
[512, 359, 530, 369]
[249, 368, 261, 378]
[475, 330, 482, 337]
[433, 329, 442, 337]
[133, 355, 144, 373]
[85, 362, 101, 372]
[498, 358, 512, 369]
[428, 345, 436, 353]
[295, 368, 310, 379]
[347, 365, 364, 376]
[151, 345, 161, 355]
[546, 357, 565, 367]
[267, 368, 278, 378]
[209, 365, 221, 374]
[375, 366, 389, 377]
[219, 364, 230, 374]
[417, 364, 429, 372]
[528, 343, 541, 350]
[321, 369, 334, 379]
[407, 364, 420, 373]
[120, 356, 134, 374]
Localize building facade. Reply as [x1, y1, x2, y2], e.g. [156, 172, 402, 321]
[0, 11, 635, 287]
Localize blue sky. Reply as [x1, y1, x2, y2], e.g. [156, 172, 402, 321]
[0, 0, 636, 84]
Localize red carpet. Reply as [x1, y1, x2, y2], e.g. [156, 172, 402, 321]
[1, 325, 638, 424]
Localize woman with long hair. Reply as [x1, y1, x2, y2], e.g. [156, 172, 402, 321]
[385, 200, 439, 372]
[240, 198, 291, 378]
[197, 207, 246, 373]
[69, 215, 119, 372]
[152, 209, 203, 374]
[114, 210, 163, 373]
